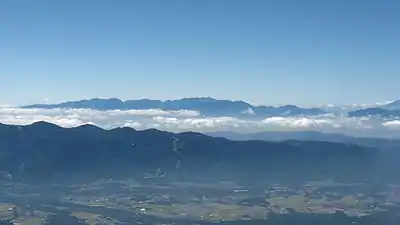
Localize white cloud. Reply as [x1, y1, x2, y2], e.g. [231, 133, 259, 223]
[382, 120, 400, 129]
[122, 121, 143, 129]
[261, 117, 329, 128]
[151, 116, 251, 131]
[0, 104, 14, 108]
[260, 116, 375, 130]
[376, 100, 395, 106]
[0, 107, 399, 137]
[335, 100, 394, 111]
[0, 108, 199, 128]
[318, 100, 395, 114]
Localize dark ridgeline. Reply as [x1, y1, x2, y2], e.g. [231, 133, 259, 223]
[206, 131, 400, 148]
[0, 121, 397, 183]
[22, 97, 325, 117]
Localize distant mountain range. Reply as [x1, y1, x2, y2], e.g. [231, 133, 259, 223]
[346, 100, 400, 118]
[383, 100, 400, 110]
[0, 122, 398, 183]
[348, 108, 400, 118]
[21, 97, 400, 118]
[206, 130, 400, 148]
[22, 97, 326, 117]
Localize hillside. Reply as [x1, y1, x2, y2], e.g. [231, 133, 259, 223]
[0, 122, 396, 183]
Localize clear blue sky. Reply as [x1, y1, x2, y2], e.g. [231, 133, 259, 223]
[2, 0, 399, 106]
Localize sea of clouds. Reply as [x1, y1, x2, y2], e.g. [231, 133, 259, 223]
[1, 107, 400, 138]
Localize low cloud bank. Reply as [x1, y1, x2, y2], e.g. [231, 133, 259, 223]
[0, 107, 399, 137]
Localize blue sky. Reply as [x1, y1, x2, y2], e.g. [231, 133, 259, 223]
[2, 0, 399, 106]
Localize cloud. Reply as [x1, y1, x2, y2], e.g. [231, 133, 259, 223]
[382, 120, 400, 129]
[0, 107, 399, 137]
[319, 100, 395, 113]
[152, 116, 251, 130]
[0, 108, 199, 128]
[261, 117, 333, 129]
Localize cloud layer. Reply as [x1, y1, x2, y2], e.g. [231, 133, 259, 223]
[0, 107, 400, 137]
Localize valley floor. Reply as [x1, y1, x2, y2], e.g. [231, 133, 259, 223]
[1, 177, 400, 225]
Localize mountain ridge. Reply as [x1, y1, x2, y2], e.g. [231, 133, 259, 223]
[0, 121, 395, 183]
[348, 108, 400, 118]
[22, 97, 326, 117]
[206, 130, 400, 148]
[346, 100, 400, 118]
[383, 100, 400, 110]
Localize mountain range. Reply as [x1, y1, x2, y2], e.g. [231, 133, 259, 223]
[0, 122, 398, 183]
[346, 100, 400, 118]
[382, 100, 400, 110]
[22, 97, 400, 118]
[22, 97, 326, 117]
[206, 130, 400, 148]
[348, 108, 400, 118]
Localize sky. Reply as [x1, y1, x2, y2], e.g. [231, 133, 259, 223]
[2, 0, 400, 106]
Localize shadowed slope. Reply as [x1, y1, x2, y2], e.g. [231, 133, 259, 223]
[0, 122, 394, 182]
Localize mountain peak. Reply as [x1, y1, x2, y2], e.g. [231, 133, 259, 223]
[29, 121, 62, 129]
[75, 123, 105, 131]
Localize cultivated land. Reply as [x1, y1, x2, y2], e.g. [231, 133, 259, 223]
[1, 178, 400, 225]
